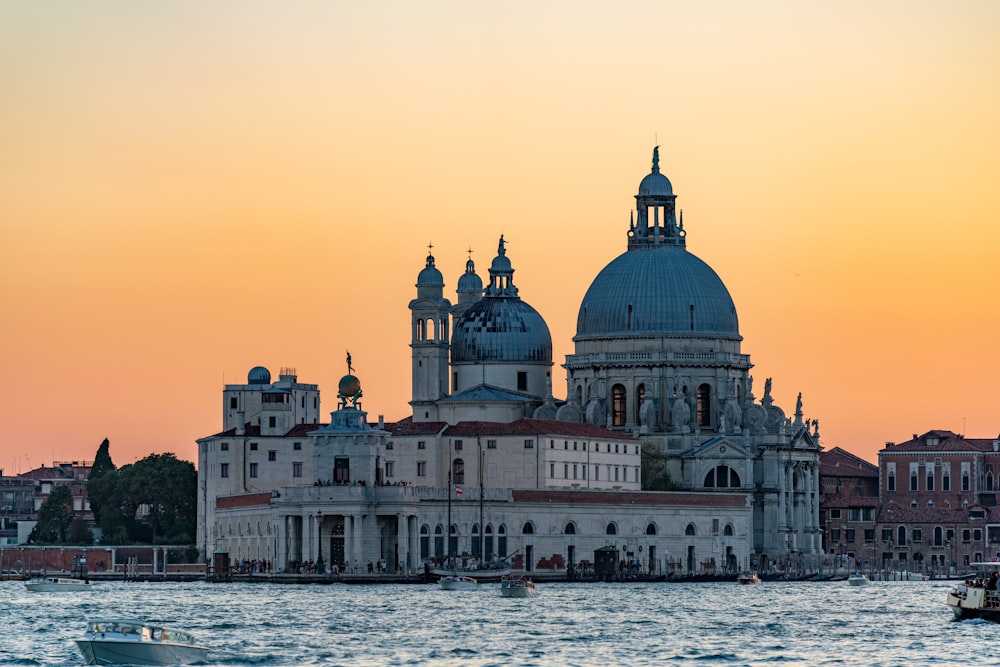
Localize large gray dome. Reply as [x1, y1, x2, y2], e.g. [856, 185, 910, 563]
[452, 298, 552, 363]
[576, 245, 739, 339]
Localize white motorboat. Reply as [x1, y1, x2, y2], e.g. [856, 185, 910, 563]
[439, 575, 480, 591]
[500, 574, 539, 598]
[737, 572, 761, 585]
[24, 577, 92, 592]
[848, 573, 869, 586]
[76, 620, 209, 665]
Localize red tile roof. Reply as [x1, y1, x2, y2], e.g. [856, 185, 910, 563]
[820, 447, 878, 478]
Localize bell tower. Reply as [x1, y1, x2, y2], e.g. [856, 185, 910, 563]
[409, 247, 451, 421]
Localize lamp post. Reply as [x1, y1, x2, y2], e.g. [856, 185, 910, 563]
[315, 511, 325, 575]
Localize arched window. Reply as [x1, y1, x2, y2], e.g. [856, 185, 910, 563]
[449, 524, 458, 556]
[612, 384, 627, 426]
[696, 383, 712, 427]
[636, 384, 646, 424]
[452, 458, 465, 485]
[498, 524, 507, 559]
[988, 472, 995, 491]
[434, 525, 444, 557]
[934, 526, 944, 546]
[606, 523, 617, 535]
[724, 524, 734, 536]
[522, 522, 534, 535]
[565, 523, 576, 535]
[897, 525, 907, 546]
[685, 523, 696, 536]
[646, 523, 657, 535]
[420, 525, 430, 559]
[704, 465, 741, 488]
[472, 524, 481, 558]
[485, 524, 494, 561]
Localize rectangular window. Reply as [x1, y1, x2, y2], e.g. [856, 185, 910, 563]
[550, 462, 555, 478]
[963, 474, 970, 491]
[524, 439, 534, 449]
[268, 451, 276, 462]
[615, 467, 619, 482]
[573, 441, 578, 451]
[963, 529, 971, 542]
[926, 474, 934, 491]
[249, 462, 258, 478]
[882, 529, 892, 541]
[220, 442, 229, 451]
[564, 441, 568, 450]
[229, 397, 238, 409]
[943, 474, 950, 491]
[385, 461, 394, 478]
[268, 416, 276, 428]
[845, 529, 855, 542]
[386, 442, 394, 450]
[563, 463, 568, 479]
[831, 528, 841, 541]
[615, 444, 620, 454]
[594, 466, 599, 481]
[294, 442, 302, 451]
[550, 440, 554, 449]
[830, 509, 842, 520]
[974, 529, 982, 541]
[250, 442, 258, 451]
[417, 462, 427, 477]
[293, 462, 302, 478]
[220, 463, 229, 478]
[517, 371, 527, 391]
[573, 464, 578, 480]
[912, 529, 922, 542]
[455, 440, 463, 451]
[887, 474, 895, 491]
[864, 529, 874, 542]
[910, 474, 917, 491]
[453, 372, 458, 392]
[487, 439, 497, 449]
[418, 441, 426, 450]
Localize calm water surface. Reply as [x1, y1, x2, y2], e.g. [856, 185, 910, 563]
[0, 578, 993, 666]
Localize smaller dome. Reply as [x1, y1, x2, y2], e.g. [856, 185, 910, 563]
[248, 366, 271, 384]
[490, 254, 512, 272]
[457, 259, 483, 292]
[338, 374, 362, 397]
[638, 171, 673, 197]
[417, 254, 444, 287]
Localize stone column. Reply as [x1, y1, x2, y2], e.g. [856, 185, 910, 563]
[777, 461, 787, 532]
[409, 515, 420, 571]
[342, 515, 353, 570]
[397, 513, 409, 572]
[352, 514, 364, 572]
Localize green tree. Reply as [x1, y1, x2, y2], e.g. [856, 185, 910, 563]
[27, 485, 74, 544]
[86, 438, 128, 544]
[118, 453, 197, 544]
[640, 441, 682, 491]
[68, 516, 94, 545]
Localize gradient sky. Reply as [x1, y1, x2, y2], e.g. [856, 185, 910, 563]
[2, 1, 998, 471]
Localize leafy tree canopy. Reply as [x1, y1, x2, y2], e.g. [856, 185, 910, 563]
[28, 485, 74, 544]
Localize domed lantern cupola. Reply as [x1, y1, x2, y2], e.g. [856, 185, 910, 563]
[630, 145, 683, 249]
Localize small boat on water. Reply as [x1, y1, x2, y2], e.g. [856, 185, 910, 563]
[439, 575, 480, 591]
[945, 563, 1000, 622]
[76, 619, 209, 665]
[24, 577, 92, 592]
[1, 570, 26, 581]
[737, 572, 760, 585]
[500, 574, 538, 598]
[848, 572, 869, 586]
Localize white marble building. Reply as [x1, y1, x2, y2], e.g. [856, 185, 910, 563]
[197, 149, 820, 574]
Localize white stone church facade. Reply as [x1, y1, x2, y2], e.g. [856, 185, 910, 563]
[196, 149, 821, 575]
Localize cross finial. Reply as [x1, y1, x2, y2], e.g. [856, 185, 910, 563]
[427, 241, 434, 256]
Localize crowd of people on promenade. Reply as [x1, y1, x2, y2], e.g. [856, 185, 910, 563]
[312, 479, 415, 487]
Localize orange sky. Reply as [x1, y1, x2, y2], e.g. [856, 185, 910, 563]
[1, 2, 998, 470]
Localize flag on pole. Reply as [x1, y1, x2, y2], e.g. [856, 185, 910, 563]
[455, 485, 463, 495]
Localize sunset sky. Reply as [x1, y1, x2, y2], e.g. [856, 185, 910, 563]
[1, 2, 998, 471]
